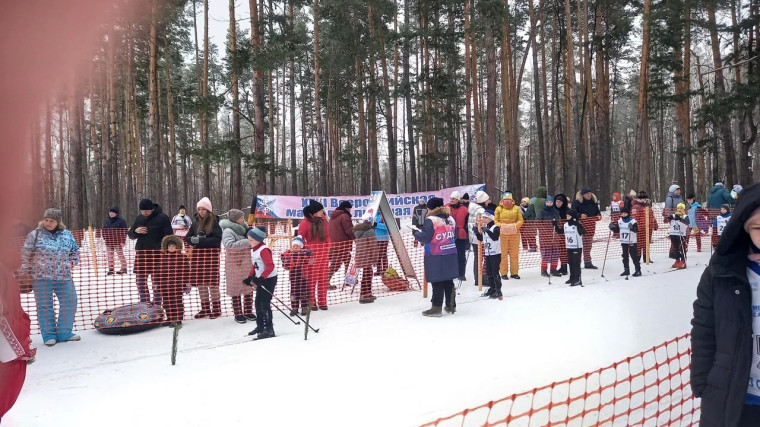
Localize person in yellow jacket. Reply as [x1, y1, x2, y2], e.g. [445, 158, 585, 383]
[494, 192, 524, 279]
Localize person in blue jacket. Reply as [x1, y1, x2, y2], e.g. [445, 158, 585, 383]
[374, 210, 390, 276]
[413, 197, 459, 317]
[708, 181, 736, 209]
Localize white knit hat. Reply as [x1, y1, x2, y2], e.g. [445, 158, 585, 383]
[450, 191, 461, 200]
[474, 191, 489, 204]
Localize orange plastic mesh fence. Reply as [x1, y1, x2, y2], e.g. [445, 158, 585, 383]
[17, 207, 714, 333]
[421, 334, 698, 426]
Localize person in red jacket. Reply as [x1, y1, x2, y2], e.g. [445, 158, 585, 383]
[327, 200, 356, 287]
[298, 200, 332, 310]
[447, 191, 470, 281]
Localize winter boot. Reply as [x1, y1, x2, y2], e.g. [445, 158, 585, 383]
[422, 306, 443, 317]
[620, 270, 630, 277]
[510, 274, 521, 280]
[671, 260, 679, 268]
[632, 270, 642, 277]
[107, 269, 115, 276]
[482, 285, 495, 297]
[550, 269, 562, 277]
[444, 304, 456, 313]
[678, 260, 687, 269]
[584, 262, 598, 269]
[570, 280, 583, 287]
[541, 270, 550, 278]
[243, 293, 256, 321]
[117, 269, 127, 275]
[559, 264, 568, 275]
[489, 288, 503, 299]
[208, 300, 222, 319]
[194, 301, 210, 319]
[501, 274, 510, 280]
[565, 279, 573, 284]
[231, 296, 246, 323]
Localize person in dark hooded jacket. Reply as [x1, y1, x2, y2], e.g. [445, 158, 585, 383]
[101, 206, 128, 275]
[536, 196, 561, 277]
[691, 182, 760, 427]
[185, 197, 224, 319]
[328, 200, 356, 285]
[554, 194, 570, 275]
[128, 199, 173, 304]
[571, 187, 602, 269]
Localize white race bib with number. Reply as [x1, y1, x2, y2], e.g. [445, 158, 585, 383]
[618, 218, 637, 245]
[716, 215, 730, 236]
[483, 225, 501, 256]
[669, 219, 687, 237]
[564, 224, 582, 249]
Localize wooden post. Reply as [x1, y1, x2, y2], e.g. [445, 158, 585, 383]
[422, 263, 427, 299]
[645, 206, 651, 264]
[88, 226, 99, 277]
[477, 213, 483, 292]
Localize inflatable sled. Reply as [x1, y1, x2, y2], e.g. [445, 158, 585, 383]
[94, 302, 165, 335]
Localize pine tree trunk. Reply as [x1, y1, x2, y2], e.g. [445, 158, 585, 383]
[368, 3, 381, 190]
[165, 34, 179, 210]
[529, 0, 546, 188]
[229, 0, 243, 206]
[313, 0, 327, 195]
[403, 0, 417, 191]
[376, 4, 398, 193]
[149, 0, 161, 202]
[634, 0, 652, 192]
[68, 90, 86, 230]
[357, 58, 369, 194]
[90, 62, 102, 217]
[200, 0, 211, 196]
[485, 23, 498, 197]
[250, 0, 267, 195]
[289, 1, 297, 195]
[45, 101, 53, 208]
[563, 0, 575, 191]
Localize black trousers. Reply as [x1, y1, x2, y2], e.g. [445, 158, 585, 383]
[471, 243, 479, 280]
[740, 403, 760, 427]
[431, 280, 455, 308]
[289, 269, 308, 310]
[567, 248, 582, 282]
[621, 243, 640, 272]
[485, 254, 502, 290]
[455, 239, 469, 277]
[255, 276, 277, 332]
[669, 235, 686, 261]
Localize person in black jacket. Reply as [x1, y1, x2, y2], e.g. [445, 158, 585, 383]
[185, 197, 224, 319]
[608, 202, 641, 277]
[128, 199, 173, 304]
[411, 201, 428, 247]
[102, 206, 128, 275]
[691, 182, 760, 427]
[472, 210, 502, 299]
[553, 209, 586, 287]
[571, 187, 602, 269]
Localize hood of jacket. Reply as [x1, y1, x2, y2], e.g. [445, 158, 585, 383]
[161, 234, 184, 251]
[353, 221, 373, 232]
[710, 185, 725, 195]
[220, 219, 248, 236]
[713, 183, 760, 276]
[427, 206, 451, 218]
[575, 191, 599, 204]
[535, 186, 548, 198]
[330, 208, 351, 221]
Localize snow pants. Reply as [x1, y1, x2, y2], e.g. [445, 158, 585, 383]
[308, 248, 329, 307]
[33, 279, 78, 343]
[621, 243, 640, 272]
[567, 249, 582, 284]
[430, 280, 455, 309]
[499, 234, 520, 276]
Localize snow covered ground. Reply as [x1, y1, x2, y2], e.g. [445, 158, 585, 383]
[4, 249, 709, 427]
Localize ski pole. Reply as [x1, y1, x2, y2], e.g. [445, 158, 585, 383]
[457, 247, 471, 290]
[257, 283, 320, 333]
[600, 231, 612, 279]
[548, 224, 557, 285]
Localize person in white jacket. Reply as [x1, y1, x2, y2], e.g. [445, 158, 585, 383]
[468, 191, 495, 281]
[171, 205, 193, 237]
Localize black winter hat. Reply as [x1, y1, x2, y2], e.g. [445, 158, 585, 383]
[427, 197, 444, 211]
[109, 206, 120, 215]
[303, 199, 325, 218]
[567, 209, 579, 219]
[581, 187, 592, 195]
[637, 190, 648, 199]
[139, 199, 155, 210]
[179, 204, 186, 211]
[338, 200, 353, 210]
[462, 193, 470, 201]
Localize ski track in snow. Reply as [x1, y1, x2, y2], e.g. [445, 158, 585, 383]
[5, 249, 709, 427]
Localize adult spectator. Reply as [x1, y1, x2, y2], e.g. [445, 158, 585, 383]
[412, 200, 428, 248]
[221, 209, 254, 324]
[532, 186, 548, 217]
[495, 192, 524, 279]
[171, 204, 193, 237]
[298, 200, 331, 310]
[461, 193, 470, 207]
[353, 213, 378, 304]
[20, 208, 80, 347]
[554, 193, 570, 275]
[707, 181, 735, 209]
[128, 199, 173, 304]
[447, 191, 470, 281]
[413, 197, 458, 316]
[328, 200, 356, 287]
[691, 182, 760, 426]
[571, 187, 602, 269]
[374, 210, 390, 276]
[468, 191, 495, 281]
[732, 184, 743, 200]
[185, 197, 223, 319]
[520, 196, 537, 252]
[664, 184, 684, 217]
[101, 206, 128, 275]
[631, 190, 659, 264]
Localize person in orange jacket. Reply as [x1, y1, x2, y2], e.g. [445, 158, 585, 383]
[494, 192, 524, 279]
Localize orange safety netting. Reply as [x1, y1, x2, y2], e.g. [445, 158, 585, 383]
[15, 207, 718, 333]
[421, 334, 698, 426]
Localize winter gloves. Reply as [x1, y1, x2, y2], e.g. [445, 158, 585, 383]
[242, 275, 263, 287]
[190, 232, 206, 246]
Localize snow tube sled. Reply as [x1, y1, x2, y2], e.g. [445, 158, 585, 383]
[94, 302, 165, 335]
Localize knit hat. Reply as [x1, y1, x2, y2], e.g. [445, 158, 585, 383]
[338, 200, 353, 210]
[197, 197, 213, 212]
[462, 193, 470, 201]
[629, 190, 637, 198]
[109, 206, 120, 215]
[178, 204, 186, 211]
[669, 184, 681, 193]
[474, 191, 489, 204]
[426, 197, 444, 211]
[450, 191, 461, 200]
[567, 209, 579, 220]
[139, 199, 155, 211]
[482, 210, 495, 220]
[521, 197, 530, 204]
[292, 236, 304, 247]
[721, 204, 731, 212]
[247, 226, 267, 242]
[581, 187, 592, 196]
[638, 190, 648, 199]
[620, 203, 631, 214]
[676, 203, 686, 212]
[733, 184, 743, 194]
[43, 208, 62, 223]
[228, 209, 245, 223]
[501, 192, 514, 201]
[612, 192, 620, 202]
[546, 195, 554, 203]
[715, 181, 724, 187]
[303, 199, 325, 218]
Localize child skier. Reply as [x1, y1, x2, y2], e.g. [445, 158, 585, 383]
[536, 196, 561, 277]
[553, 209, 586, 287]
[712, 203, 732, 247]
[608, 203, 642, 277]
[666, 203, 690, 269]
[473, 210, 503, 299]
[280, 236, 313, 316]
[156, 235, 191, 326]
[686, 193, 708, 253]
[243, 227, 277, 340]
[610, 192, 623, 238]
